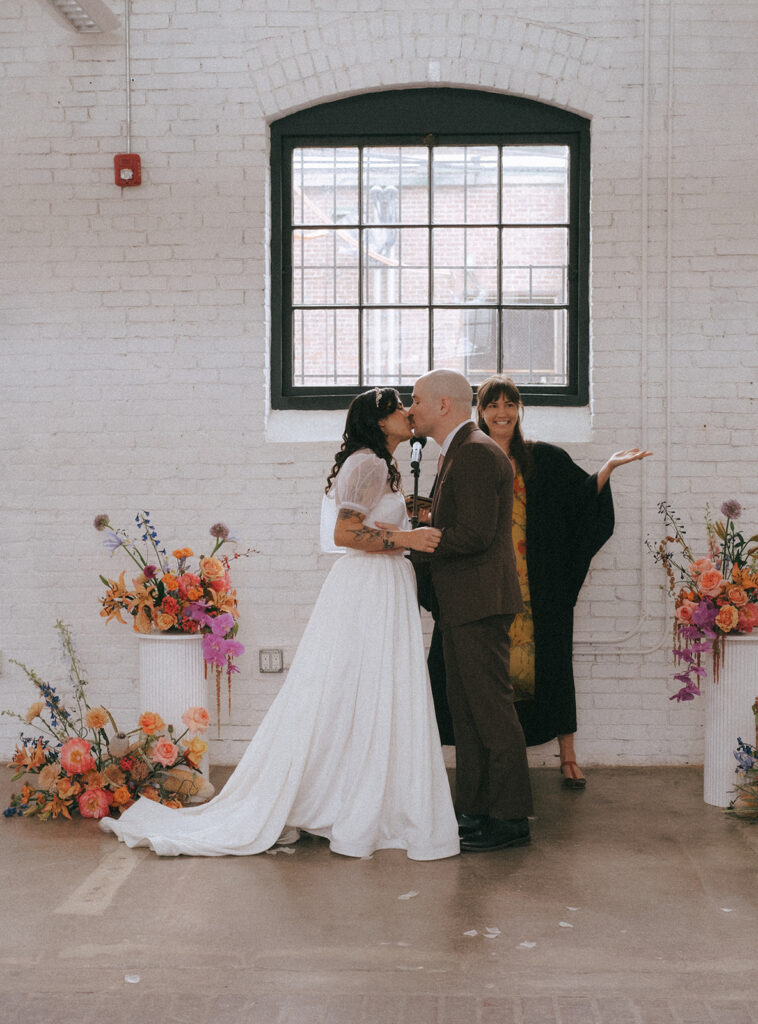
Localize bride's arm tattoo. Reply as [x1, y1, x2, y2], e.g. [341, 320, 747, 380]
[337, 508, 397, 550]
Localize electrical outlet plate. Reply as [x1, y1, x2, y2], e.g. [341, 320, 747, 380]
[259, 648, 283, 673]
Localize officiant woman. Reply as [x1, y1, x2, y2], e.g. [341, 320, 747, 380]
[427, 374, 651, 788]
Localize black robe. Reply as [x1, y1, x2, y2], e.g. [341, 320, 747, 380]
[426, 441, 615, 747]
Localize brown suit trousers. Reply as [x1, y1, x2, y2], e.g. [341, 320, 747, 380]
[430, 422, 533, 821]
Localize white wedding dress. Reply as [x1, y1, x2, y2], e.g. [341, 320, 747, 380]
[100, 451, 460, 860]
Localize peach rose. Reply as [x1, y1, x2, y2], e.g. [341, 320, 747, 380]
[726, 586, 749, 607]
[85, 706, 109, 730]
[153, 611, 178, 631]
[675, 600, 698, 623]
[199, 556, 226, 582]
[183, 736, 208, 768]
[138, 711, 166, 736]
[178, 573, 204, 602]
[181, 707, 211, 734]
[689, 558, 715, 576]
[738, 604, 758, 633]
[151, 736, 179, 767]
[24, 701, 44, 723]
[697, 569, 726, 598]
[139, 786, 161, 802]
[60, 737, 96, 776]
[78, 787, 113, 819]
[715, 604, 740, 633]
[162, 797, 183, 808]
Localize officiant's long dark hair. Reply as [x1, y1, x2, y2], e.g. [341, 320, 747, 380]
[325, 387, 403, 494]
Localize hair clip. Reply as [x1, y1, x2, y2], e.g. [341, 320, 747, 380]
[374, 387, 383, 407]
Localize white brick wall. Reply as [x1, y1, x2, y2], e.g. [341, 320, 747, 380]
[1, 0, 756, 768]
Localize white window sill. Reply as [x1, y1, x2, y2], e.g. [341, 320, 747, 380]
[265, 405, 592, 445]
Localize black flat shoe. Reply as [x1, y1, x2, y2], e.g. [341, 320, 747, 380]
[456, 812, 488, 836]
[560, 761, 587, 789]
[460, 817, 530, 852]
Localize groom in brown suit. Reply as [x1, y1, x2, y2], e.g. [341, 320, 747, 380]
[410, 369, 533, 851]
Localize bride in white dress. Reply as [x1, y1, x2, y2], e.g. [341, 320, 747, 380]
[100, 387, 460, 860]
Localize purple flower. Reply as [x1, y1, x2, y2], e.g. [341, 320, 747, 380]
[691, 599, 718, 632]
[209, 522, 230, 540]
[202, 633, 245, 667]
[208, 612, 235, 637]
[102, 531, 125, 553]
[720, 499, 742, 520]
[186, 601, 211, 625]
[93, 514, 110, 532]
[143, 564, 158, 580]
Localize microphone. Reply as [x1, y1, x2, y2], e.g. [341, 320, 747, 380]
[410, 434, 427, 470]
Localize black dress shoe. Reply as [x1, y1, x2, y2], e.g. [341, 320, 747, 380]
[456, 812, 488, 836]
[459, 817, 530, 852]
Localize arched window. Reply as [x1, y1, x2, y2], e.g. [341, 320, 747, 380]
[270, 88, 590, 409]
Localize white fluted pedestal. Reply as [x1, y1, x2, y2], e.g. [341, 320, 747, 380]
[703, 635, 758, 807]
[137, 633, 212, 789]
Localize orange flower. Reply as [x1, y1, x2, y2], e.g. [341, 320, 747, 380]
[85, 706, 109, 730]
[153, 611, 178, 631]
[27, 738, 48, 769]
[162, 797, 183, 808]
[173, 548, 194, 559]
[715, 604, 740, 633]
[57, 777, 82, 800]
[138, 711, 166, 736]
[732, 566, 758, 589]
[9, 746, 28, 772]
[725, 586, 749, 608]
[139, 786, 161, 802]
[111, 786, 133, 808]
[127, 580, 156, 634]
[181, 707, 210, 734]
[161, 573, 179, 590]
[100, 570, 130, 626]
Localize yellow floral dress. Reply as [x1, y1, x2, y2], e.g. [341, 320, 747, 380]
[509, 469, 536, 702]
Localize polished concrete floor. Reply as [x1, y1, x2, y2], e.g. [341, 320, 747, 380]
[2, 766, 758, 1024]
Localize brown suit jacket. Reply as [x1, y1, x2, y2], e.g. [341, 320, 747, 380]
[428, 421, 523, 629]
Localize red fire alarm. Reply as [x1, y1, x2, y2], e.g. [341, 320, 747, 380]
[114, 153, 142, 187]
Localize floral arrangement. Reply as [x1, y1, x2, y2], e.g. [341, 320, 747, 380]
[96, 511, 254, 721]
[729, 698, 758, 820]
[650, 499, 758, 701]
[3, 621, 211, 821]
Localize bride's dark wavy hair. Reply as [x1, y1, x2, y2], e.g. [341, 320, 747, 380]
[325, 387, 403, 494]
[476, 375, 534, 479]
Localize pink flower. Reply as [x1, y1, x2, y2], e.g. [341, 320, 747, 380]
[151, 737, 179, 767]
[78, 787, 113, 819]
[202, 633, 244, 668]
[675, 600, 698, 623]
[697, 569, 726, 598]
[738, 604, 758, 633]
[689, 558, 715, 577]
[60, 738, 96, 776]
[181, 707, 211, 734]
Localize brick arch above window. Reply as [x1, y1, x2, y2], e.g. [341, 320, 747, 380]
[270, 88, 590, 409]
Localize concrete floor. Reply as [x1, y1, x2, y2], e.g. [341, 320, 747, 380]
[2, 766, 758, 1024]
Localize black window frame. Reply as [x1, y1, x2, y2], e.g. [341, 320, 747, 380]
[270, 88, 590, 410]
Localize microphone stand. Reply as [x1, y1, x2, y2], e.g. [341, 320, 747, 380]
[410, 455, 421, 529]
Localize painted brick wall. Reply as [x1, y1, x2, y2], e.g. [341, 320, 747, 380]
[1, 0, 756, 768]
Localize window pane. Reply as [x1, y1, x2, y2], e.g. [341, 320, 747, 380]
[362, 147, 429, 225]
[362, 307, 428, 385]
[501, 228, 567, 305]
[293, 228, 359, 306]
[362, 228, 429, 305]
[292, 148, 359, 226]
[432, 228, 498, 304]
[292, 308, 359, 386]
[502, 146, 569, 224]
[432, 146, 499, 224]
[501, 308, 567, 386]
[432, 308, 481, 375]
